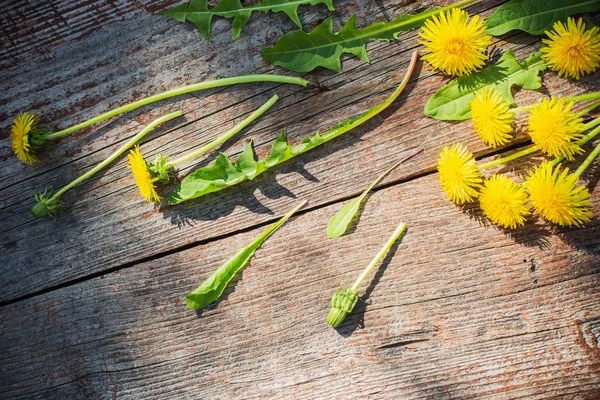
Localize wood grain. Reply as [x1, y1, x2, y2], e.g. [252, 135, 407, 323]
[1, 162, 599, 398]
[3, 0, 598, 302]
[2, 0, 600, 398]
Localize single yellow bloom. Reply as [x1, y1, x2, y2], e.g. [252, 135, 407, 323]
[479, 174, 530, 229]
[471, 87, 514, 148]
[526, 162, 593, 227]
[10, 112, 40, 164]
[438, 143, 483, 204]
[541, 18, 600, 80]
[527, 97, 584, 160]
[419, 8, 492, 77]
[127, 145, 160, 202]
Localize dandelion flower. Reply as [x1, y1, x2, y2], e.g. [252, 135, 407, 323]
[527, 97, 584, 160]
[10, 112, 47, 164]
[419, 8, 492, 76]
[471, 88, 514, 147]
[526, 162, 592, 227]
[541, 18, 600, 80]
[128, 146, 160, 202]
[479, 174, 530, 229]
[438, 143, 483, 204]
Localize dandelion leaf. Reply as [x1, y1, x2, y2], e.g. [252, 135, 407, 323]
[160, 0, 334, 41]
[261, 0, 471, 72]
[486, 0, 600, 36]
[424, 50, 547, 121]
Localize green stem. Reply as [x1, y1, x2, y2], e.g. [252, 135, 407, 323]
[552, 119, 600, 166]
[169, 94, 279, 166]
[574, 142, 600, 178]
[479, 145, 539, 169]
[510, 92, 600, 115]
[351, 222, 407, 292]
[43, 75, 308, 140]
[53, 111, 182, 199]
[574, 99, 600, 119]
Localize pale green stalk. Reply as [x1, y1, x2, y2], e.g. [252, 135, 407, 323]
[43, 75, 307, 140]
[573, 142, 600, 179]
[169, 95, 278, 166]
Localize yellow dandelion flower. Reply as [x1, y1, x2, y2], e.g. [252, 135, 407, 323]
[438, 143, 483, 204]
[526, 162, 592, 227]
[527, 97, 585, 160]
[471, 87, 514, 148]
[419, 8, 492, 77]
[479, 174, 530, 229]
[541, 18, 600, 80]
[10, 112, 41, 164]
[127, 145, 160, 202]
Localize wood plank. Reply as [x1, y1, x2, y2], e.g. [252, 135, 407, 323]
[0, 1, 597, 302]
[1, 163, 599, 398]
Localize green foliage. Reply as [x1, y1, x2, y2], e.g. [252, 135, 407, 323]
[261, 0, 474, 72]
[168, 52, 417, 205]
[186, 200, 306, 309]
[486, 0, 600, 36]
[424, 50, 546, 121]
[160, 0, 334, 40]
[326, 148, 422, 238]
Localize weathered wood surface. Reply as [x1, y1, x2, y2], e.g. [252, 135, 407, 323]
[1, 0, 600, 398]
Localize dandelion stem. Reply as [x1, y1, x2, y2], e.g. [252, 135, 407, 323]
[510, 92, 600, 115]
[552, 118, 600, 166]
[479, 146, 539, 169]
[43, 75, 307, 140]
[351, 222, 407, 292]
[169, 94, 279, 166]
[54, 111, 181, 199]
[574, 142, 600, 178]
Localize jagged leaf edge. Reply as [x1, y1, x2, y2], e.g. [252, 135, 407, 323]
[160, 0, 335, 40]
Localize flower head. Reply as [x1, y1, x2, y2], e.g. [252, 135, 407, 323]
[127, 145, 160, 202]
[479, 174, 530, 229]
[10, 112, 48, 164]
[541, 18, 600, 80]
[326, 286, 358, 328]
[526, 162, 593, 227]
[438, 143, 483, 204]
[471, 87, 514, 147]
[31, 187, 61, 219]
[527, 97, 585, 160]
[419, 8, 492, 76]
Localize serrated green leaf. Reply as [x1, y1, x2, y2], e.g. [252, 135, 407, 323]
[424, 50, 547, 121]
[168, 51, 419, 205]
[326, 148, 422, 238]
[486, 0, 600, 36]
[160, 0, 335, 41]
[186, 200, 306, 309]
[261, 0, 474, 72]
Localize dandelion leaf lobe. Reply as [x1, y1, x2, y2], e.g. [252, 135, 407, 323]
[160, 0, 334, 40]
[486, 0, 600, 36]
[424, 50, 546, 121]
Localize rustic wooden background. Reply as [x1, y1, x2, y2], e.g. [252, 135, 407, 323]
[1, 0, 600, 398]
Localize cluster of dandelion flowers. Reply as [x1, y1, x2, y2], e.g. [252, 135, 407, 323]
[526, 162, 592, 227]
[471, 88, 514, 148]
[479, 174, 530, 229]
[128, 145, 160, 202]
[10, 112, 47, 164]
[541, 18, 600, 80]
[419, 8, 492, 77]
[438, 143, 483, 204]
[527, 97, 585, 159]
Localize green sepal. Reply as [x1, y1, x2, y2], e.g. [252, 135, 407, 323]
[326, 286, 359, 327]
[148, 153, 175, 184]
[31, 188, 62, 219]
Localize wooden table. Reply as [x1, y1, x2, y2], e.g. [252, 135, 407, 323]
[2, 0, 600, 398]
